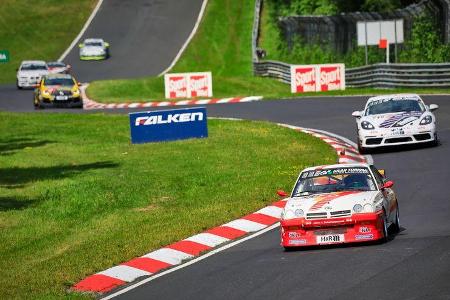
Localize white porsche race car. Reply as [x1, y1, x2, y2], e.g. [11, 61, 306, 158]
[16, 60, 50, 89]
[279, 163, 400, 249]
[352, 94, 439, 153]
[79, 38, 110, 60]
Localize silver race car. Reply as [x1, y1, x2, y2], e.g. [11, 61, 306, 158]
[79, 38, 110, 60]
[352, 94, 438, 153]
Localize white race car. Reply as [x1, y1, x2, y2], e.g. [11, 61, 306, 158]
[352, 94, 438, 153]
[79, 38, 110, 60]
[279, 163, 399, 249]
[16, 60, 50, 89]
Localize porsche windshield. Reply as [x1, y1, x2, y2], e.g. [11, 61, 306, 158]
[85, 42, 102, 47]
[366, 99, 424, 115]
[44, 78, 75, 86]
[292, 167, 377, 196]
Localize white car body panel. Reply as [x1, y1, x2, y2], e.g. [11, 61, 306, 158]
[16, 60, 49, 88]
[354, 94, 437, 149]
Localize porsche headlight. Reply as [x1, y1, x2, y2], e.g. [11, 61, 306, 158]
[41, 89, 50, 97]
[353, 204, 363, 213]
[361, 121, 375, 130]
[420, 115, 433, 125]
[363, 203, 373, 212]
[72, 89, 80, 97]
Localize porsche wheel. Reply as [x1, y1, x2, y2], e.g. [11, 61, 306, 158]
[358, 139, 367, 155]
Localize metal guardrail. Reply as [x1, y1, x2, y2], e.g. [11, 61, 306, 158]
[253, 60, 450, 88]
[251, 0, 450, 89]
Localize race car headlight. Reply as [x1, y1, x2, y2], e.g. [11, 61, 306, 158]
[353, 204, 363, 213]
[294, 209, 304, 218]
[42, 89, 50, 96]
[283, 210, 295, 220]
[363, 203, 373, 212]
[72, 89, 80, 97]
[419, 115, 433, 125]
[361, 121, 375, 130]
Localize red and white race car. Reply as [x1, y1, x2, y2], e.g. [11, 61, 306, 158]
[279, 163, 400, 249]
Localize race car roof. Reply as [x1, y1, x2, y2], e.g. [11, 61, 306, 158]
[367, 93, 421, 104]
[301, 163, 370, 173]
[21, 60, 47, 65]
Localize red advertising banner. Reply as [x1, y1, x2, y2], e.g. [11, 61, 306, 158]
[291, 64, 345, 93]
[165, 72, 212, 99]
[318, 64, 345, 92]
[290, 66, 317, 93]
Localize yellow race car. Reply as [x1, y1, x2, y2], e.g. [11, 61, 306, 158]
[34, 74, 83, 109]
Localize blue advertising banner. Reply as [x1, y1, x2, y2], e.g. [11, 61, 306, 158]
[129, 107, 208, 144]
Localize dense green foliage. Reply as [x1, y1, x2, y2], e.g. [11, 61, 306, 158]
[262, 0, 449, 66]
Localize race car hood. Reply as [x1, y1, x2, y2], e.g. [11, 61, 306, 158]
[81, 46, 104, 54]
[17, 70, 49, 78]
[362, 111, 424, 128]
[283, 190, 380, 216]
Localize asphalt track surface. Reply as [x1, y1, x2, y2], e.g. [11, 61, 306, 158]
[3, 94, 449, 299]
[0, 0, 204, 106]
[1, 0, 450, 298]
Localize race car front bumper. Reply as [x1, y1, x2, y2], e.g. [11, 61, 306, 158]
[17, 77, 40, 88]
[280, 212, 384, 248]
[80, 55, 107, 60]
[38, 97, 83, 108]
[359, 126, 436, 148]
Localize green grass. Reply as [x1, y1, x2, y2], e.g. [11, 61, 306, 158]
[0, 112, 336, 298]
[0, 0, 96, 84]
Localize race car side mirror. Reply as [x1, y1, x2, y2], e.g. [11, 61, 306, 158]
[429, 104, 439, 111]
[78, 44, 83, 48]
[382, 181, 394, 189]
[378, 169, 385, 177]
[352, 111, 362, 118]
[277, 190, 288, 197]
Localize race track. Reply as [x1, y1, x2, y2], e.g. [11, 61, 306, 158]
[0, 0, 204, 109]
[107, 96, 450, 300]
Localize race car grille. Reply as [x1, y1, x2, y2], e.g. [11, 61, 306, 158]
[52, 90, 72, 96]
[385, 137, 413, 144]
[366, 138, 382, 145]
[330, 210, 351, 218]
[306, 212, 327, 219]
[414, 133, 431, 141]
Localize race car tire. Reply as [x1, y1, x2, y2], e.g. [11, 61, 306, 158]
[379, 210, 389, 243]
[391, 204, 400, 233]
[17, 80, 23, 90]
[357, 140, 367, 155]
[283, 246, 296, 252]
[430, 133, 439, 147]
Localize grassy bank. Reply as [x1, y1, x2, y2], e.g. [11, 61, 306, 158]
[0, 0, 97, 84]
[0, 112, 336, 298]
[86, 0, 450, 104]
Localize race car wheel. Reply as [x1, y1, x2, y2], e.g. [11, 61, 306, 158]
[392, 204, 400, 233]
[381, 211, 389, 243]
[431, 133, 439, 147]
[17, 80, 23, 90]
[357, 140, 367, 155]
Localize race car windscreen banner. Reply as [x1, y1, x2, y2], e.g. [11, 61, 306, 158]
[164, 72, 213, 99]
[290, 64, 345, 93]
[129, 107, 208, 144]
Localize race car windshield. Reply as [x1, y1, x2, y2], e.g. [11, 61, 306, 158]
[48, 62, 65, 67]
[292, 167, 377, 196]
[21, 64, 47, 71]
[44, 78, 75, 86]
[366, 99, 424, 115]
[85, 42, 102, 47]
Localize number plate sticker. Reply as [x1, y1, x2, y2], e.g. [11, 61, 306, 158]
[316, 234, 344, 244]
[55, 95, 68, 100]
